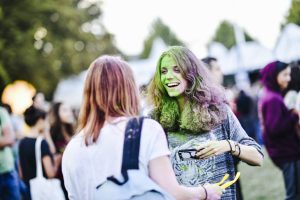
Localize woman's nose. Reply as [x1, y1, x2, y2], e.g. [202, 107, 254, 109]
[165, 72, 173, 80]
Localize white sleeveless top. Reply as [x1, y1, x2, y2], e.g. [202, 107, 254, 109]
[62, 117, 170, 200]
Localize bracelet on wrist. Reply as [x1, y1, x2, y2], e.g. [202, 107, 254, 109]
[237, 143, 241, 157]
[230, 141, 237, 154]
[226, 140, 232, 153]
[233, 142, 238, 153]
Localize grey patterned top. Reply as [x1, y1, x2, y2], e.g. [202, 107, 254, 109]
[168, 107, 263, 200]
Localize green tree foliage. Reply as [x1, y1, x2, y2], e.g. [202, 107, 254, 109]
[285, 0, 300, 25]
[0, 0, 120, 99]
[139, 18, 185, 59]
[210, 20, 254, 49]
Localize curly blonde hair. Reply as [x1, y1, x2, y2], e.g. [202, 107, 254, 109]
[148, 46, 228, 133]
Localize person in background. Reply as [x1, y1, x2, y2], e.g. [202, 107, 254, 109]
[235, 90, 257, 140]
[247, 81, 265, 146]
[49, 102, 75, 199]
[1, 103, 24, 141]
[201, 57, 238, 114]
[202, 57, 244, 200]
[283, 60, 300, 141]
[259, 61, 300, 200]
[201, 57, 224, 86]
[62, 55, 223, 200]
[1, 103, 27, 199]
[148, 46, 263, 200]
[19, 106, 60, 199]
[32, 92, 48, 111]
[0, 106, 20, 200]
[284, 60, 300, 114]
[28, 93, 56, 154]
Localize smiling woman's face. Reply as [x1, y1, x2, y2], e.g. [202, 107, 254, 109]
[277, 66, 291, 90]
[160, 55, 187, 97]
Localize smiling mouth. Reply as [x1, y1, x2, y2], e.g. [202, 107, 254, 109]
[166, 83, 180, 88]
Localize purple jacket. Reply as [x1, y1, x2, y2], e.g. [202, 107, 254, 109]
[259, 61, 300, 166]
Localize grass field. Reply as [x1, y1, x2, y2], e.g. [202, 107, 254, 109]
[238, 148, 285, 200]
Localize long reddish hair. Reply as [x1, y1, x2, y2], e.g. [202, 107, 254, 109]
[78, 55, 140, 145]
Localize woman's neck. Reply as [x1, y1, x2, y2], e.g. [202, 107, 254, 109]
[28, 127, 41, 138]
[176, 95, 186, 113]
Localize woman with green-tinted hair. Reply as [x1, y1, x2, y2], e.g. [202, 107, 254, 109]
[147, 46, 263, 200]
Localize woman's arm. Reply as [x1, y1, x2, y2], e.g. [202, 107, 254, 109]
[0, 109, 15, 148]
[149, 155, 222, 200]
[0, 124, 14, 148]
[43, 125, 56, 154]
[196, 140, 263, 166]
[196, 105, 263, 166]
[228, 140, 263, 166]
[41, 138, 61, 178]
[42, 154, 60, 178]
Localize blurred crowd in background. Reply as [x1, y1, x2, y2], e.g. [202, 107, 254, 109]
[1, 0, 300, 199]
[1, 55, 299, 199]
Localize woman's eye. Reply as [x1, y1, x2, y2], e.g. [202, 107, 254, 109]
[174, 67, 180, 73]
[161, 69, 167, 74]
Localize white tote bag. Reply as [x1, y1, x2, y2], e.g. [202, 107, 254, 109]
[29, 136, 65, 200]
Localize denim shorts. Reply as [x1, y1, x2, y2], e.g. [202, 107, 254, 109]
[0, 170, 21, 200]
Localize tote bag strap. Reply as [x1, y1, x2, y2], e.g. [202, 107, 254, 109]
[35, 136, 44, 178]
[107, 117, 144, 185]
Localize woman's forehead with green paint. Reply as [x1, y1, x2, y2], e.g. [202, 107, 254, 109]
[160, 55, 177, 70]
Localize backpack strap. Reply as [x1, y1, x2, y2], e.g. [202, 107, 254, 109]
[107, 117, 144, 186]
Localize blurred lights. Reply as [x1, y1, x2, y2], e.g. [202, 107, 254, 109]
[34, 27, 48, 50]
[74, 41, 85, 51]
[53, 60, 62, 70]
[34, 27, 47, 41]
[81, 22, 90, 33]
[81, 22, 103, 35]
[1, 81, 36, 115]
[43, 42, 53, 54]
[88, 6, 99, 15]
[91, 23, 102, 35]
[34, 40, 43, 50]
[50, 13, 59, 22]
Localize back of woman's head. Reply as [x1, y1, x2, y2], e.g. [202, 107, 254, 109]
[78, 55, 140, 144]
[24, 106, 46, 127]
[201, 56, 217, 70]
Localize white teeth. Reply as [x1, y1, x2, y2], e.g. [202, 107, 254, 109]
[167, 83, 179, 87]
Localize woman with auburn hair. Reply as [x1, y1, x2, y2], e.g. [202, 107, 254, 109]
[147, 46, 263, 200]
[62, 55, 223, 200]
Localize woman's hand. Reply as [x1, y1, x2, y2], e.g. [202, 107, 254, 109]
[203, 183, 223, 200]
[196, 140, 231, 159]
